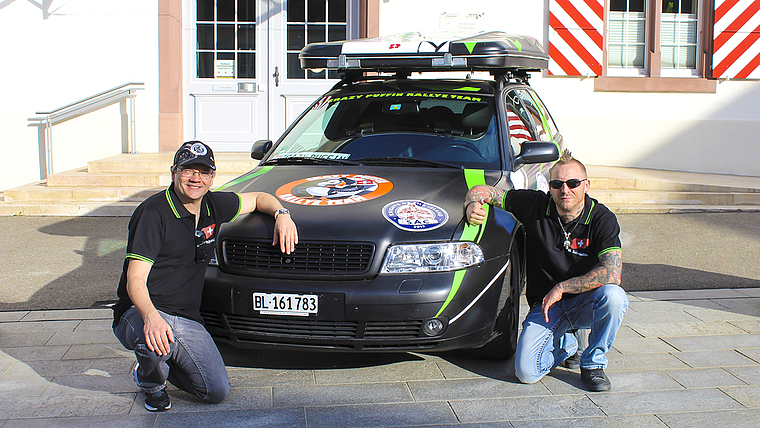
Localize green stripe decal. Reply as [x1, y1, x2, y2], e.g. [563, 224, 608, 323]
[454, 86, 483, 92]
[435, 169, 487, 317]
[214, 166, 274, 192]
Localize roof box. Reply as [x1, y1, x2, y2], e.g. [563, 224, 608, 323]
[299, 31, 549, 73]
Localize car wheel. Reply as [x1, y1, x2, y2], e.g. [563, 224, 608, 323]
[469, 249, 521, 360]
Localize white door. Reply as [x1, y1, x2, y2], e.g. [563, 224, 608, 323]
[185, 0, 357, 152]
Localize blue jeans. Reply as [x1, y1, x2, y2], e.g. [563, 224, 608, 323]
[113, 306, 230, 403]
[514, 284, 628, 384]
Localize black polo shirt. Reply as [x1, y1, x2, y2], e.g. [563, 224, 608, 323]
[503, 190, 621, 307]
[112, 185, 241, 326]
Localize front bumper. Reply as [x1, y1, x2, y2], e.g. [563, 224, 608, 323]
[200, 259, 509, 353]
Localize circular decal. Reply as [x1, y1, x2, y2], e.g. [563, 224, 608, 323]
[277, 174, 393, 206]
[382, 200, 449, 232]
[190, 142, 207, 156]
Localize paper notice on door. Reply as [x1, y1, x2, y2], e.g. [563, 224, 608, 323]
[215, 60, 234, 78]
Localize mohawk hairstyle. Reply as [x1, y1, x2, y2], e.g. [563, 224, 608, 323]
[551, 148, 587, 177]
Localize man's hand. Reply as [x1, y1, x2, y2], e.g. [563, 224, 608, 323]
[466, 197, 490, 225]
[273, 214, 298, 254]
[464, 185, 505, 225]
[143, 311, 174, 356]
[541, 285, 564, 323]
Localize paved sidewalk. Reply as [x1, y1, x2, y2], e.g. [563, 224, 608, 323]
[1, 288, 759, 427]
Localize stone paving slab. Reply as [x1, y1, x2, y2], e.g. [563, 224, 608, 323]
[656, 409, 760, 428]
[1, 287, 759, 427]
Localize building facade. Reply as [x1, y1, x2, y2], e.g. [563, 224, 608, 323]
[1, 0, 758, 191]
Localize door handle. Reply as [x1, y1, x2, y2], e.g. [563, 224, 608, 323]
[273, 66, 280, 87]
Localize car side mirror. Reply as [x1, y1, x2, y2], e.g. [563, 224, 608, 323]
[251, 140, 273, 160]
[514, 141, 560, 168]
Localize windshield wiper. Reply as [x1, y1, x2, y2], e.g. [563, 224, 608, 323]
[357, 157, 462, 169]
[261, 157, 361, 166]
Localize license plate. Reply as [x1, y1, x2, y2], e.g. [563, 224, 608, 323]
[253, 292, 318, 316]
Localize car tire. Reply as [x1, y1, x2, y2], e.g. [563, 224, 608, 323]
[469, 249, 521, 360]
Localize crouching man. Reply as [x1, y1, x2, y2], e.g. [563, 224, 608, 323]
[464, 150, 627, 391]
[113, 141, 297, 410]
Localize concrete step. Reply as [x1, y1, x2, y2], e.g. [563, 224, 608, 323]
[0, 200, 140, 216]
[45, 170, 244, 188]
[88, 153, 257, 174]
[592, 189, 760, 206]
[3, 183, 163, 203]
[602, 204, 760, 214]
[587, 165, 760, 193]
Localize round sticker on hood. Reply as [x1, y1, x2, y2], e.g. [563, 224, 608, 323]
[382, 200, 449, 232]
[277, 174, 393, 206]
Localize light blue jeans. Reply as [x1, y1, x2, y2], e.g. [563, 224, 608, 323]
[114, 306, 230, 403]
[514, 284, 628, 384]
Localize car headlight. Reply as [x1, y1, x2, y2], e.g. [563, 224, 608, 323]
[381, 242, 484, 274]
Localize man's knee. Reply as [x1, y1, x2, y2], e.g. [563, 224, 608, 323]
[598, 284, 628, 313]
[514, 365, 543, 384]
[203, 381, 230, 404]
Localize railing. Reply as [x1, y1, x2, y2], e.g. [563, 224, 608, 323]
[28, 82, 145, 178]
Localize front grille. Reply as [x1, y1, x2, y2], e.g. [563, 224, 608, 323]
[226, 314, 359, 338]
[223, 239, 374, 274]
[211, 314, 423, 340]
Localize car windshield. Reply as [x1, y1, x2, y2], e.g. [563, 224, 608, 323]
[268, 88, 501, 169]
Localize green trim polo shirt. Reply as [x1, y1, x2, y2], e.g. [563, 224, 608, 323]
[112, 185, 241, 326]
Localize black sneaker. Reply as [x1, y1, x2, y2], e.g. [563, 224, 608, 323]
[562, 352, 581, 370]
[144, 388, 171, 412]
[581, 368, 611, 392]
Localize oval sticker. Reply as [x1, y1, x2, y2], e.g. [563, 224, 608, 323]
[382, 200, 449, 232]
[277, 174, 393, 206]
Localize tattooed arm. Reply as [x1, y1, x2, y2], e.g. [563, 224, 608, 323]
[541, 250, 623, 322]
[464, 185, 506, 225]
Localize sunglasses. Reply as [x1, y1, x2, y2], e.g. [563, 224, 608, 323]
[549, 178, 587, 189]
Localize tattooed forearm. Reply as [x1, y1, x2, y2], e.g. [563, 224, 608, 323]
[556, 250, 622, 294]
[465, 185, 506, 209]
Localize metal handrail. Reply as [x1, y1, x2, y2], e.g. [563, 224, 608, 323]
[28, 82, 145, 178]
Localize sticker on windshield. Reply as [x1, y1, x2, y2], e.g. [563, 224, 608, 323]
[277, 174, 393, 206]
[272, 152, 351, 160]
[536, 172, 549, 193]
[382, 200, 449, 232]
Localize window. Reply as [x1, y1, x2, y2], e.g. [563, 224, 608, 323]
[196, 0, 257, 79]
[608, 0, 646, 75]
[606, 0, 700, 77]
[660, 0, 699, 76]
[287, 0, 348, 79]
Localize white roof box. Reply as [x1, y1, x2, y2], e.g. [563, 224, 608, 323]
[299, 31, 549, 73]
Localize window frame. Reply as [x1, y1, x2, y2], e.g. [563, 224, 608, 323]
[594, 0, 717, 93]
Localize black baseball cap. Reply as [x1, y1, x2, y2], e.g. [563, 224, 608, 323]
[173, 141, 216, 171]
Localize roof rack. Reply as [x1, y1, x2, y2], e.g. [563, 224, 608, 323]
[299, 31, 549, 75]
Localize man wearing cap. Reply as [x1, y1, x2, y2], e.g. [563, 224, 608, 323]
[113, 141, 298, 411]
[463, 150, 627, 392]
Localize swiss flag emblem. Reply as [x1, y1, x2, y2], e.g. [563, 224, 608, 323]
[389, 43, 401, 49]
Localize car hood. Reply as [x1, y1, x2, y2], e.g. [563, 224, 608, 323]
[217, 165, 499, 244]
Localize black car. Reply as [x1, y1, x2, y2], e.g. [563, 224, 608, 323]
[201, 32, 562, 359]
